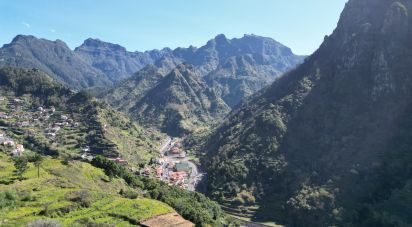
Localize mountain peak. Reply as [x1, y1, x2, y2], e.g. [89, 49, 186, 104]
[214, 34, 228, 41]
[11, 35, 37, 43]
[78, 38, 127, 52]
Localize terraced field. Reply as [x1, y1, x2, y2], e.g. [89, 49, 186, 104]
[0, 153, 174, 226]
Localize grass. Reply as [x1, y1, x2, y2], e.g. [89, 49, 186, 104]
[0, 153, 174, 226]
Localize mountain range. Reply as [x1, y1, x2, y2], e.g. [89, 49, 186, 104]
[0, 34, 304, 134]
[0, 35, 171, 89]
[202, 0, 412, 226]
[103, 34, 304, 134]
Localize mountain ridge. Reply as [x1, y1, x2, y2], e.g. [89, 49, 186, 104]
[202, 0, 412, 226]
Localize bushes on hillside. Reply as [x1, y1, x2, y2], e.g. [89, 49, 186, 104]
[91, 156, 225, 226]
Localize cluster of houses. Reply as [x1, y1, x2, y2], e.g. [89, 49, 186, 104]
[152, 139, 193, 188]
[2, 96, 80, 140]
[156, 160, 192, 188]
[0, 132, 25, 157]
[167, 140, 186, 158]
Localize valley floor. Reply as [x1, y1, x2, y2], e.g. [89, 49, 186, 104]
[155, 136, 204, 191]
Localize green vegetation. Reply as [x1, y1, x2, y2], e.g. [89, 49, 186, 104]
[91, 155, 226, 226]
[32, 154, 43, 179]
[13, 156, 29, 180]
[202, 0, 412, 226]
[128, 64, 230, 136]
[0, 153, 174, 226]
[0, 68, 231, 226]
[0, 68, 160, 167]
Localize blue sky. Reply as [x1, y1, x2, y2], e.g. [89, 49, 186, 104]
[0, 0, 347, 55]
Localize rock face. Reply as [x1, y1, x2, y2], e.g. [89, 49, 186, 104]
[203, 0, 412, 226]
[157, 34, 305, 107]
[129, 64, 230, 136]
[0, 35, 111, 89]
[104, 35, 304, 135]
[74, 38, 171, 81]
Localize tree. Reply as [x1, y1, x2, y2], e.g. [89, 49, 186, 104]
[32, 154, 44, 178]
[13, 156, 28, 180]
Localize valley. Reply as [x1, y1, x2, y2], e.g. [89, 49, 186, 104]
[1, 0, 412, 226]
[157, 136, 204, 192]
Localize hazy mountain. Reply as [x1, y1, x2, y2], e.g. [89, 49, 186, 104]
[0, 35, 111, 89]
[0, 34, 303, 109]
[0, 36, 172, 89]
[204, 54, 286, 107]
[129, 64, 230, 136]
[74, 38, 171, 81]
[203, 0, 412, 226]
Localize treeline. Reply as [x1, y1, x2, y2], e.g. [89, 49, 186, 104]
[0, 67, 73, 107]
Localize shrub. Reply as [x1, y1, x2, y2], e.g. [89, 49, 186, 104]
[119, 189, 140, 199]
[67, 190, 92, 207]
[0, 190, 18, 208]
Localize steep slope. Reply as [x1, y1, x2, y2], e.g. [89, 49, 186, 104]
[0, 68, 160, 167]
[0, 67, 227, 226]
[204, 54, 285, 107]
[154, 34, 305, 106]
[103, 65, 164, 112]
[74, 38, 171, 81]
[0, 154, 176, 226]
[130, 64, 230, 136]
[0, 35, 111, 89]
[203, 0, 412, 226]
[104, 35, 304, 133]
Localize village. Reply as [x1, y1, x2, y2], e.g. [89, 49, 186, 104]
[0, 94, 82, 158]
[152, 137, 203, 191]
[0, 94, 203, 192]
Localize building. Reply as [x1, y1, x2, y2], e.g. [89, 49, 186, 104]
[156, 166, 163, 178]
[11, 144, 24, 157]
[19, 121, 30, 127]
[174, 162, 191, 173]
[14, 98, 24, 104]
[108, 157, 128, 166]
[0, 112, 8, 119]
[169, 147, 181, 155]
[169, 171, 187, 184]
[3, 140, 15, 147]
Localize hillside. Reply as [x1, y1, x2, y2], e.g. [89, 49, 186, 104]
[103, 65, 164, 112]
[0, 67, 160, 167]
[150, 34, 305, 107]
[0, 153, 175, 226]
[1, 34, 303, 95]
[129, 64, 230, 136]
[0, 67, 228, 226]
[203, 0, 412, 226]
[104, 35, 303, 135]
[0, 36, 111, 89]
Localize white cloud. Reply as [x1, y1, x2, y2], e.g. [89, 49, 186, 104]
[50, 29, 56, 33]
[22, 22, 31, 28]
